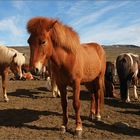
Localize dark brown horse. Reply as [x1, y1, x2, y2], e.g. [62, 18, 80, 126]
[116, 53, 139, 102]
[0, 45, 25, 101]
[27, 17, 106, 135]
[105, 61, 116, 97]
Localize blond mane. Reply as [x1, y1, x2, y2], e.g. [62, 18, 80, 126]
[0, 45, 25, 65]
[27, 17, 81, 54]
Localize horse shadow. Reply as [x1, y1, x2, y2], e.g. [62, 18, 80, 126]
[9, 88, 51, 99]
[0, 108, 61, 131]
[0, 108, 139, 136]
[117, 110, 140, 116]
[105, 98, 140, 110]
[83, 121, 140, 136]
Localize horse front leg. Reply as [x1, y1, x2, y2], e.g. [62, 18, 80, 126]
[59, 85, 68, 133]
[2, 71, 9, 102]
[73, 80, 82, 136]
[126, 80, 131, 102]
[133, 85, 138, 99]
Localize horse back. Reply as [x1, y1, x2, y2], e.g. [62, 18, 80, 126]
[82, 42, 106, 71]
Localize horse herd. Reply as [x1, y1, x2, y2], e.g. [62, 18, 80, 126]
[0, 16, 140, 137]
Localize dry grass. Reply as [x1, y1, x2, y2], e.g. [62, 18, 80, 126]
[104, 46, 140, 62]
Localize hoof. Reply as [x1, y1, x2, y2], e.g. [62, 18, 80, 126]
[60, 125, 67, 134]
[125, 99, 130, 103]
[95, 115, 101, 121]
[75, 130, 82, 138]
[4, 98, 9, 102]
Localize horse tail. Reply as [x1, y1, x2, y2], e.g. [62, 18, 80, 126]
[99, 46, 106, 112]
[116, 54, 131, 81]
[120, 80, 128, 101]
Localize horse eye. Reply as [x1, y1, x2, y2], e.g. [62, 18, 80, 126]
[41, 41, 47, 45]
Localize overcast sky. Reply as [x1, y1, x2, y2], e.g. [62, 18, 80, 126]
[0, 0, 140, 46]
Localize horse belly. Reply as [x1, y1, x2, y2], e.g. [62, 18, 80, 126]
[82, 59, 101, 82]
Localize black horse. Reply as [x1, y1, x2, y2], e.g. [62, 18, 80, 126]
[116, 53, 139, 102]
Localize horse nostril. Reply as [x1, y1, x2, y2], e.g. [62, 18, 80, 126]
[30, 68, 40, 76]
[35, 68, 39, 73]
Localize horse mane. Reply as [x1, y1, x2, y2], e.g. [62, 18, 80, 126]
[0, 45, 25, 65]
[27, 17, 81, 54]
[10, 48, 25, 66]
[129, 53, 139, 58]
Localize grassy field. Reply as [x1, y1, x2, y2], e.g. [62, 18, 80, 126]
[104, 46, 140, 62]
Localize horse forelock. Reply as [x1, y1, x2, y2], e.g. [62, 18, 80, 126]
[27, 17, 53, 34]
[27, 17, 80, 54]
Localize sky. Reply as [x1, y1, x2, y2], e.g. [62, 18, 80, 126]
[0, 0, 140, 47]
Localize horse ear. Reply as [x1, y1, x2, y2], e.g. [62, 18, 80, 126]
[48, 20, 57, 30]
[22, 53, 26, 56]
[13, 53, 17, 58]
[52, 20, 57, 27]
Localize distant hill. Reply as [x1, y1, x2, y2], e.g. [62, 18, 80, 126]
[102, 44, 140, 48]
[8, 45, 140, 63]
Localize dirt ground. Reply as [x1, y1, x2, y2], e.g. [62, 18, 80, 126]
[0, 78, 139, 140]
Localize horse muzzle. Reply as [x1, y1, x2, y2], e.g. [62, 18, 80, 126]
[30, 68, 41, 76]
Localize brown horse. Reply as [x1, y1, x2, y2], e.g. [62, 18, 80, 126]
[0, 45, 25, 101]
[27, 17, 106, 136]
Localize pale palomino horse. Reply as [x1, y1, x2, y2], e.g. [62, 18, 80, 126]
[27, 17, 106, 136]
[116, 53, 139, 102]
[0, 45, 25, 101]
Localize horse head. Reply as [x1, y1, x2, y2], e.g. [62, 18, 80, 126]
[27, 17, 57, 75]
[10, 52, 25, 79]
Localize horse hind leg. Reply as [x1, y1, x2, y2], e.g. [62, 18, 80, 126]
[2, 87, 9, 102]
[86, 78, 104, 121]
[89, 93, 95, 120]
[132, 76, 138, 100]
[93, 76, 104, 121]
[84, 82, 95, 120]
[72, 80, 82, 137]
[133, 85, 138, 99]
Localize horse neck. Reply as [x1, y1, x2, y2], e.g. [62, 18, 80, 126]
[0, 50, 13, 64]
[50, 47, 61, 67]
[50, 47, 73, 69]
